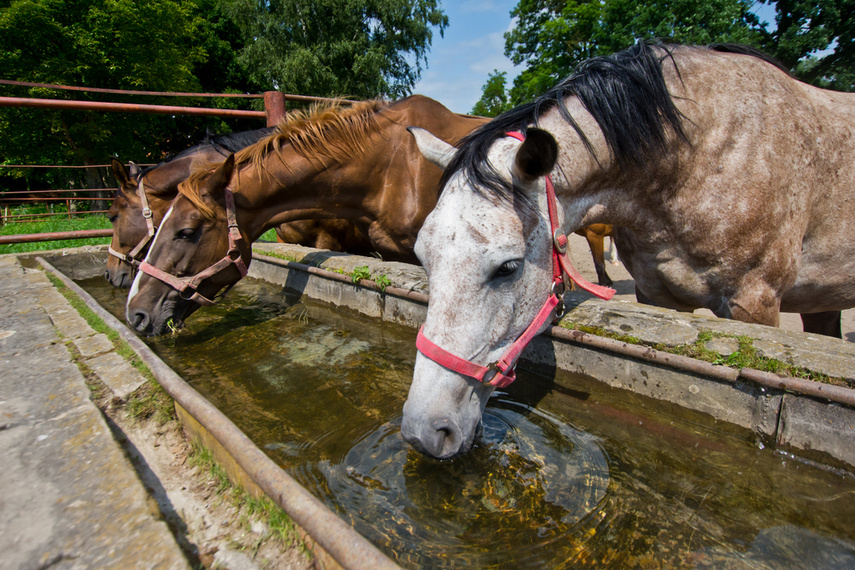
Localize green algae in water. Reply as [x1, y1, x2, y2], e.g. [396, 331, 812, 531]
[77, 275, 855, 569]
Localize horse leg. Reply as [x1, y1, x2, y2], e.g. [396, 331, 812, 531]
[800, 311, 842, 338]
[606, 236, 619, 264]
[581, 227, 613, 287]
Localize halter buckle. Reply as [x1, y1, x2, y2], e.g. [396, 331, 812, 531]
[553, 229, 568, 254]
[482, 361, 515, 386]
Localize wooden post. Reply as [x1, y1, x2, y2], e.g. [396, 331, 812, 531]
[263, 91, 286, 127]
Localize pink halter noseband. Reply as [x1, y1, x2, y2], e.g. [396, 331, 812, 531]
[416, 131, 615, 388]
[108, 179, 157, 268]
[136, 188, 248, 307]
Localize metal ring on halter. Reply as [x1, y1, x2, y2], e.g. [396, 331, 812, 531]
[551, 281, 566, 319]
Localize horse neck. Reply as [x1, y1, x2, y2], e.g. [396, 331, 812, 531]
[538, 98, 683, 233]
[232, 139, 385, 242]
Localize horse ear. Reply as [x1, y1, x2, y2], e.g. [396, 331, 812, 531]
[128, 161, 141, 179]
[110, 158, 130, 186]
[408, 127, 457, 169]
[513, 128, 558, 184]
[201, 154, 235, 200]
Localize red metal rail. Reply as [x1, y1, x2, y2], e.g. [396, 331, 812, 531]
[0, 83, 353, 243]
[0, 229, 112, 244]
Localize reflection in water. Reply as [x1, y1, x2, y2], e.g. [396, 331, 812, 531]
[79, 275, 855, 568]
[304, 404, 611, 567]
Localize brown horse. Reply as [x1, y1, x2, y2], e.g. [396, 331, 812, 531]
[575, 223, 615, 287]
[124, 95, 489, 334]
[107, 129, 368, 287]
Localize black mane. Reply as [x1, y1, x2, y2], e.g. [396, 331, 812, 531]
[443, 41, 775, 200]
[138, 126, 275, 177]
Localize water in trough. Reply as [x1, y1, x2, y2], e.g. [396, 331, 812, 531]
[80, 275, 855, 568]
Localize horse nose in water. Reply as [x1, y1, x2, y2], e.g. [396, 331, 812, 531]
[401, 415, 466, 459]
[128, 309, 151, 333]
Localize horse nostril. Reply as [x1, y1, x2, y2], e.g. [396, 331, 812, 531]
[129, 310, 150, 332]
[427, 418, 462, 459]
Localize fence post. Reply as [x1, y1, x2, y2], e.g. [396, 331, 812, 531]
[264, 91, 286, 127]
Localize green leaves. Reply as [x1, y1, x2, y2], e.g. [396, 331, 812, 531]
[495, 0, 853, 107]
[221, 0, 447, 98]
[502, 0, 764, 105]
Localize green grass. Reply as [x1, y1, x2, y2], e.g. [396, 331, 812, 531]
[257, 228, 278, 242]
[189, 443, 303, 548]
[0, 215, 112, 254]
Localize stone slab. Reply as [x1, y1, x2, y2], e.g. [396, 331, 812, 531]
[0, 254, 189, 568]
[87, 351, 148, 401]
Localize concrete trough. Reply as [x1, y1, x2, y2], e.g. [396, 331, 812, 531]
[30, 243, 855, 564]
[247, 243, 855, 470]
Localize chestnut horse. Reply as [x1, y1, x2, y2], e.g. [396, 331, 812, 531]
[107, 128, 367, 287]
[124, 95, 489, 334]
[401, 42, 855, 458]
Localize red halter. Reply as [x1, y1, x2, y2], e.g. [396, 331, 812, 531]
[136, 188, 248, 307]
[416, 131, 615, 388]
[108, 179, 157, 268]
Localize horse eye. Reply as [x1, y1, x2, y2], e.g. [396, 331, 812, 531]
[108, 215, 118, 224]
[176, 228, 198, 241]
[494, 259, 522, 279]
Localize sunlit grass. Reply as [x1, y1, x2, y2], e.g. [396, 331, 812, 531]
[0, 215, 112, 254]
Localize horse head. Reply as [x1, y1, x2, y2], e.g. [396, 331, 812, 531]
[107, 158, 147, 287]
[400, 127, 560, 459]
[125, 155, 250, 335]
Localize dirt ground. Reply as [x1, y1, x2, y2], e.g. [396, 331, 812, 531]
[566, 233, 855, 343]
[96, 389, 313, 570]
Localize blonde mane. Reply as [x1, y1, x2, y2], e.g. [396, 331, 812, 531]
[178, 99, 390, 218]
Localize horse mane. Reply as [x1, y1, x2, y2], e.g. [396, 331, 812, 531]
[446, 41, 782, 202]
[178, 99, 391, 219]
[443, 40, 691, 202]
[241, 98, 390, 169]
[137, 126, 275, 179]
[204, 126, 277, 155]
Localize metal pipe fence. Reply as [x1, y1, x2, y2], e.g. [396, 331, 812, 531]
[0, 82, 352, 241]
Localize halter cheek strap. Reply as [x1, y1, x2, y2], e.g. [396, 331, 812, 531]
[137, 188, 248, 307]
[416, 131, 615, 388]
[108, 179, 157, 268]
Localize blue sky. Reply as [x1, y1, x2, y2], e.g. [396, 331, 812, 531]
[412, 1, 779, 115]
[412, 0, 519, 114]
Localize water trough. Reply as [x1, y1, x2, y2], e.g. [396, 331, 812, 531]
[32, 244, 855, 567]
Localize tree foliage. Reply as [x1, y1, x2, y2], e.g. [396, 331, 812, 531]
[0, 0, 447, 193]
[489, 0, 853, 111]
[218, 0, 448, 99]
[471, 70, 514, 117]
[0, 0, 232, 190]
[754, 0, 854, 91]
[501, 0, 763, 105]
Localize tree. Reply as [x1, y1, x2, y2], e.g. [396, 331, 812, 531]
[0, 0, 447, 197]
[503, 0, 763, 104]
[0, 0, 222, 192]
[495, 0, 853, 108]
[472, 70, 514, 117]
[219, 0, 448, 99]
[754, 0, 854, 91]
